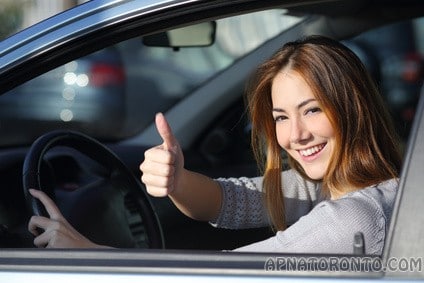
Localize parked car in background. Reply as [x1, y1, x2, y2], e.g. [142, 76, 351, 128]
[350, 20, 424, 140]
[0, 46, 126, 143]
[0, 0, 423, 282]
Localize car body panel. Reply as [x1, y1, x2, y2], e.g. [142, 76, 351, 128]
[0, 0, 423, 281]
[384, 86, 424, 278]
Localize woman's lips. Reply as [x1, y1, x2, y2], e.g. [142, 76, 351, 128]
[298, 143, 326, 160]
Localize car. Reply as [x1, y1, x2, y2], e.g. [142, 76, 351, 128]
[0, 0, 423, 281]
[350, 20, 424, 140]
[0, 46, 126, 139]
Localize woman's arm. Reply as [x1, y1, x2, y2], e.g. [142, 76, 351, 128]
[140, 113, 320, 226]
[140, 113, 222, 222]
[232, 180, 397, 255]
[212, 170, 319, 229]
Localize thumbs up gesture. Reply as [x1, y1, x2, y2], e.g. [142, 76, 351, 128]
[140, 113, 184, 197]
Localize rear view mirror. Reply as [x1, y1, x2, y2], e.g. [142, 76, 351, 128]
[143, 21, 216, 48]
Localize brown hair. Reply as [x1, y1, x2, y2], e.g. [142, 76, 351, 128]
[247, 35, 402, 231]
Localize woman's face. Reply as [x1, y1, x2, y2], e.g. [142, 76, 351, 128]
[271, 70, 336, 180]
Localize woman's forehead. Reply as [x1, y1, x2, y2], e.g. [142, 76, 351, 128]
[271, 71, 317, 106]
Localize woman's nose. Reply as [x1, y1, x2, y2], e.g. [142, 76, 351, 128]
[289, 119, 309, 143]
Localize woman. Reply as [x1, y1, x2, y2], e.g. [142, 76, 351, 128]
[29, 36, 402, 254]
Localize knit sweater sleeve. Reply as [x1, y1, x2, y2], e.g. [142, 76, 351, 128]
[210, 169, 320, 229]
[234, 179, 397, 255]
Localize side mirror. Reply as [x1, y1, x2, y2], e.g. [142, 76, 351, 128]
[142, 21, 216, 48]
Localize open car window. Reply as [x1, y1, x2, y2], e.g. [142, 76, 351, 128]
[0, 0, 424, 281]
[0, 9, 302, 146]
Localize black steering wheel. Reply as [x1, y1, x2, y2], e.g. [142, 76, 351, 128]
[22, 130, 164, 249]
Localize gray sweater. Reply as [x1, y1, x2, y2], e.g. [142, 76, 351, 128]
[212, 170, 397, 255]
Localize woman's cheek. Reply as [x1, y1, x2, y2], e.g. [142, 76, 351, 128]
[275, 125, 289, 150]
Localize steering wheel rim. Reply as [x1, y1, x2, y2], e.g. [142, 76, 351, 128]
[22, 130, 164, 249]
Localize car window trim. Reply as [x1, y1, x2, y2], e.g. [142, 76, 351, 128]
[383, 84, 424, 279]
[0, 249, 384, 278]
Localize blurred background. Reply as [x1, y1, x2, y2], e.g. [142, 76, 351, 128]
[0, 0, 87, 39]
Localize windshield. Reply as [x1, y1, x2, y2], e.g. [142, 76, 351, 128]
[0, 6, 302, 146]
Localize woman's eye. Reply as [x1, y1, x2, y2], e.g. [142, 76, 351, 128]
[274, 115, 287, 122]
[305, 107, 321, 115]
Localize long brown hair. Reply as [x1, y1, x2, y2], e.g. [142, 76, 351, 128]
[247, 35, 402, 231]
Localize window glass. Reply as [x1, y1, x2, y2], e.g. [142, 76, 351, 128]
[347, 17, 424, 141]
[0, 9, 302, 146]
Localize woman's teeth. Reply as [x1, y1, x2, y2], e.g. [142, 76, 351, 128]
[299, 144, 325, 157]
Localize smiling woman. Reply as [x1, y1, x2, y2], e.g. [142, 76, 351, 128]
[271, 72, 335, 181]
[246, 36, 401, 235]
[2, 0, 424, 281]
[26, 35, 402, 254]
[210, 35, 400, 254]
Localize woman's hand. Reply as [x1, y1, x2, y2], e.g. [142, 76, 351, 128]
[140, 112, 185, 197]
[140, 113, 222, 221]
[28, 189, 103, 248]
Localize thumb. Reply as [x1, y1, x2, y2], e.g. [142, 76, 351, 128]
[155, 112, 178, 151]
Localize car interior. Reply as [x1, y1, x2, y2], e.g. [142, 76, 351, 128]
[0, 0, 423, 261]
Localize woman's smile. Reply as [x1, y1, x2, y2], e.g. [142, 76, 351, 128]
[298, 143, 326, 160]
[272, 70, 336, 180]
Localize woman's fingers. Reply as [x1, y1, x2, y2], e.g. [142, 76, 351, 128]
[28, 215, 65, 247]
[143, 146, 176, 165]
[32, 226, 54, 248]
[155, 112, 179, 152]
[28, 189, 63, 238]
[141, 144, 178, 197]
[29, 189, 63, 220]
[140, 113, 185, 197]
[141, 162, 176, 196]
[27, 189, 102, 248]
[28, 210, 97, 248]
[28, 215, 50, 236]
[140, 158, 175, 176]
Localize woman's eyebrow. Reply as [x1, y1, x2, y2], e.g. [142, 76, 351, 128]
[298, 98, 316, 109]
[272, 98, 317, 113]
[272, 107, 285, 113]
